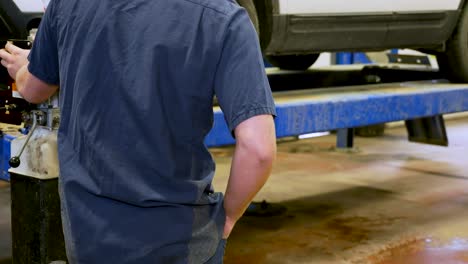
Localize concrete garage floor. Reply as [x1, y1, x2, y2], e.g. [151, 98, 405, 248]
[0, 118, 467, 263]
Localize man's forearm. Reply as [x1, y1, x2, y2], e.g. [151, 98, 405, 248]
[15, 63, 30, 97]
[14, 63, 59, 104]
[223, 115, 276, 238]
[223, 142, 275, 222]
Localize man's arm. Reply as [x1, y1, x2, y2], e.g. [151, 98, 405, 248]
[223, 114, 276, 238]
[16, 63, 58, 104]
[0, 43, 57, 104]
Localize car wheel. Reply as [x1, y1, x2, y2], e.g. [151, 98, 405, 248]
[436, 5, 468, 82]
[237, 0, 260, 36]
[266, 54, 320, 70]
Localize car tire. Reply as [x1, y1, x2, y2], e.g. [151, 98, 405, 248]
[266, 54, 320, 70]
[237, 0, 260, 37]
[436, 5, 468, 82]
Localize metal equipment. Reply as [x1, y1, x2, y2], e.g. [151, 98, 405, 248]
[0, 31, 66, 264]
[8, 96, 60, 169]
[6, 93, 65, 264]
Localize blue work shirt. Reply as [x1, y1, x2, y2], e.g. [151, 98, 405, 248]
[28, 0, 276, 263]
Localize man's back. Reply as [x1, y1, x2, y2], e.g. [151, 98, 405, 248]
[56, 0, 237, 204]
[28, 0, 275, 262]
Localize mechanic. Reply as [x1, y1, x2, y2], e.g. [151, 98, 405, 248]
[0, 0, 276, 263]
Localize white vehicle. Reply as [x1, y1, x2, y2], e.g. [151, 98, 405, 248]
[238, 0, 468, 82]
[2, 0, 468, 81]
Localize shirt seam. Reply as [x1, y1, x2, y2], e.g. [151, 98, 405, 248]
[212, 7, 243, 94]
[179, 0, 233, 16]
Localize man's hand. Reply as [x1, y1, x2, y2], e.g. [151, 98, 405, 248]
[0, 43, 30, 80]
[223, 215, 236, 239]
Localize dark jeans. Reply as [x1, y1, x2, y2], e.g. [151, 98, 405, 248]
[205, 239, 227, 264]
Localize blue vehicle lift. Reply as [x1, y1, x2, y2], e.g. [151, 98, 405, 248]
[205, 81, 468, 148]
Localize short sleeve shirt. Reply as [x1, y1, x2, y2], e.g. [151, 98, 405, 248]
[28, 0, 276, 263]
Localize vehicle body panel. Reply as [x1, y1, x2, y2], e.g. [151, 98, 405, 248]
[12, 0, 44, 13]
[262, 0, 464, 56]
[277, 0, 462, 15]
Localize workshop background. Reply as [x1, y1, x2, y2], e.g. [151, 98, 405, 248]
[2, 0, 468, 263]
